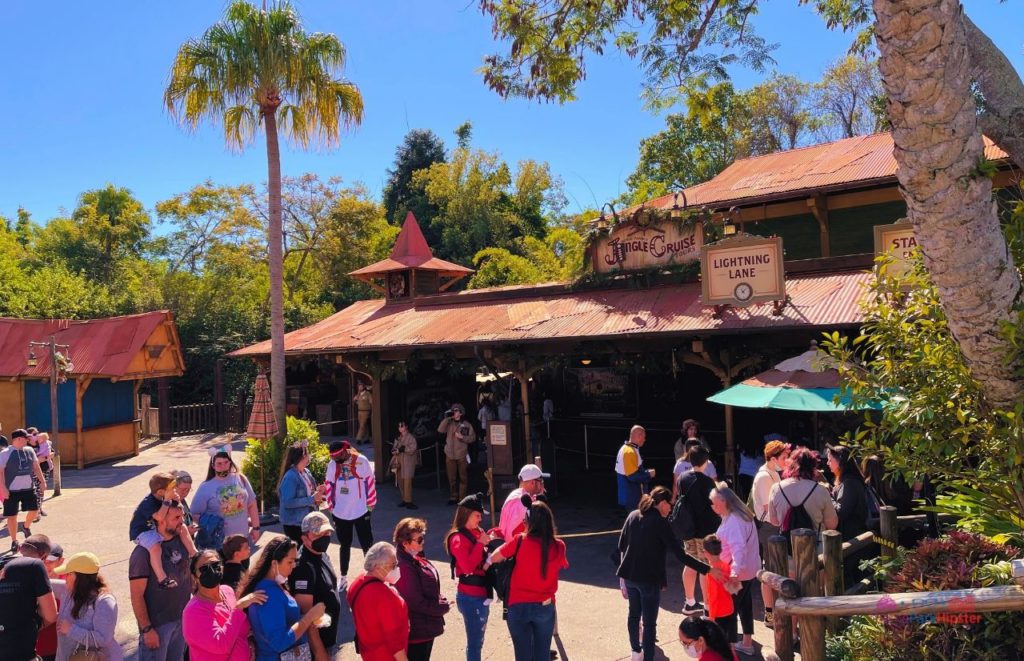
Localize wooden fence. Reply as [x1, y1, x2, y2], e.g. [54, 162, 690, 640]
[758, 506, 1024, 661]
[168, 403, 218, 435]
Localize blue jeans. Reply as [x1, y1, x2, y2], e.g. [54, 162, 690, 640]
[456, 593, 490, 661]
[138, 620, 186, 661]
[506, 602, 556, 661]
[624, 580, 660, 661]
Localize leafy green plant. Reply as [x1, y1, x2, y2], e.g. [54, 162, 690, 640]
[241, 416, 329, 508]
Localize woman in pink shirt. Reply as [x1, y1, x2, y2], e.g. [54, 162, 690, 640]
[183, 550, 267, 661]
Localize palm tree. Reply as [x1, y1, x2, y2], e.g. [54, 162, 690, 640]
[165, 1, 364, 434]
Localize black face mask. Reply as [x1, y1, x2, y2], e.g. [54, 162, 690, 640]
[198, 564, 223, 589]
[215, 470, 230, 478]
[310, 536, 331, 553]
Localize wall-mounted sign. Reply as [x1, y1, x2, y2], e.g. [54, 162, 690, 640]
[590, 216, 702, 274]
[700, 235, 785, 307]
[873, 220, 917, 278]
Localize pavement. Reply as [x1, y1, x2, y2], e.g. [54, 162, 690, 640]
[3, 433, 780, 660]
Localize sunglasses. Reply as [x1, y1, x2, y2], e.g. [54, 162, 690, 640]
[199, 560, 223, 572]
[412, 535, 426, 544]
[162, 499, 182, 508]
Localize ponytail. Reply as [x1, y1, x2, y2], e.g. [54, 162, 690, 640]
[678, 616, 732, 660]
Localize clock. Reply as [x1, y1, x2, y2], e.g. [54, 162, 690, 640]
[734, 282, 754, 302]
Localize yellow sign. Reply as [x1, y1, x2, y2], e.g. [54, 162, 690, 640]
[873, 221, 917, 278]
[700, 235, 785, 307]
[590, 217, 702, 274]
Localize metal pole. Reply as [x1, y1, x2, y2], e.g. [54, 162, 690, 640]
[584, 424, 589, 471]
[48, 337, 63, 495]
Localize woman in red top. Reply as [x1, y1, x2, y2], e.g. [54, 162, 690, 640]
[347, 542, 410, 661]
[486, 500, 567, 661]
[445, 493, 492, 661]
[678, 616, 737, 661]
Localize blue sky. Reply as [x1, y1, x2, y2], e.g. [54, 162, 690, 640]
[3, 1, 1022, 224]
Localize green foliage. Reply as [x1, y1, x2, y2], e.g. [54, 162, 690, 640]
[382, 129, 447, 229]
[820, 250, 1024, 542]
[813, 55, 885, 140]
[241, 416, 329, 507]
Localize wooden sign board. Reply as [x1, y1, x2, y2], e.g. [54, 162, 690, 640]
[873, 221, 917, 278]
[487, 421, 513, 476]
[590, 215, 702, 274]
[700, 235, 785, 307]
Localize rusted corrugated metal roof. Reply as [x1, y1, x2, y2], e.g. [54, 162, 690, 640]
[228, 271, 871, 357]
[0, 311, 183, 378]
[633, 133, 1009, 213]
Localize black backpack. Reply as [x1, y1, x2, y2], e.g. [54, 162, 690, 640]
[779, 483, 819, 545]
[668, 475, 697, 539]
[493, 535, 524, 620]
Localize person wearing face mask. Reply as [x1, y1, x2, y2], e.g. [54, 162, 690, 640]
[278, 443, 326, 543]
[182, 550, 267, 661]
[191, 447, 261, 546]
[677, 616, 737, 661]
[750, 439, 788, 629]
[288, 513, 342, 661]
[347, 542, 410, 661]
[393, 518, 449, 661]
[241, 536, 327, 661]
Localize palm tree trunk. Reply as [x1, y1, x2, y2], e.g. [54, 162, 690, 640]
[873, 0, 1023, 409]
[264, 107, 287, 438]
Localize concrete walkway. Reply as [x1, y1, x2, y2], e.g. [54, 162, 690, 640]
[5, 433, 780, 660]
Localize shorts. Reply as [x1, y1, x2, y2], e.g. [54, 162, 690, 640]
[682, 538, 708, 564]
[135, 529, 164, 549]
[3, 489, 39, 516]
[757, 521, 780, 549]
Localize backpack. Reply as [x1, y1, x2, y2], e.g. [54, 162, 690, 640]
[779, 483, 819, 545]
[195, 512, 225, 550]
[668, 474, 696, 540]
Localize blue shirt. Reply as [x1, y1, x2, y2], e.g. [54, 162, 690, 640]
[277, 468, 316, 527]
[247, 578, 307, 661]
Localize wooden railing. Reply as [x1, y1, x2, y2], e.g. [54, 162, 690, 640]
[758, 506, 1018, 661]
[168, 403, 218, 435]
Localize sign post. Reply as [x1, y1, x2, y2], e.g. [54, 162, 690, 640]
[700, 235, 786, 312]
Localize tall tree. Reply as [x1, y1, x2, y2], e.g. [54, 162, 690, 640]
[813, 55, 884, 140]
[71, 184, 152, 281]
[382, 129, 446, 235]
[165, 0, 364, 433]
[478, 0, 1024, 409]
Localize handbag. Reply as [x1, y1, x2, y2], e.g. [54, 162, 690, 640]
[279, 642, 312, 661]
[69, 631, 108, 661]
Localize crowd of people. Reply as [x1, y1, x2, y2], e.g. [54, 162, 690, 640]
[0, 407, 932, 661]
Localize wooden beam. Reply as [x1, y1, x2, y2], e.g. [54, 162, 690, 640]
[807, 195, 830, 257]
[75, 377, 93, 470]
[775, 585, 1024, 618]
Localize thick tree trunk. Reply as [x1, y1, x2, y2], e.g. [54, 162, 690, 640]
[873, 0, 1023, 409]
[264, 108, 287, 438]
[963, 14, 1024, 169]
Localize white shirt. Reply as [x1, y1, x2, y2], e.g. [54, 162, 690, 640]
[717, 513, 761, 581]
[325, 454, 375, 520]
[751, 464, 781, 522]
[673, 458, 718, 481]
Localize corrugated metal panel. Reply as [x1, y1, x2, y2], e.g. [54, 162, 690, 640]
[634, 133, 1009, 213]
[0, 311, 174, 378]
[229, 272, 872, 357]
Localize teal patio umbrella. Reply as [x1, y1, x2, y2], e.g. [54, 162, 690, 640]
[707, 346, 881, 412]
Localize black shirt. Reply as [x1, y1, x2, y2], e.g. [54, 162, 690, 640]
[289, 546, 341, 647]
[128, 535, 191, 627]
[222, 562, 244, 592]
[0, 556, 52, 661]
[617, 509, 709, 588]
[676, 471, 721, 538]
[0, 435, 8, 449]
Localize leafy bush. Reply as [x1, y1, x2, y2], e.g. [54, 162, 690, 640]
[832, 531, 1024, 660]
[241, 416, 330, 508]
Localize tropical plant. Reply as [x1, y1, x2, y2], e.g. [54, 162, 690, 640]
[165, 0, 364, 437]
[241, 416, 329, 508]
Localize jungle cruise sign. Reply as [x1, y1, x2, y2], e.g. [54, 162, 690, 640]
[700, 235, 785, 307]
[590, 213, 703, 274]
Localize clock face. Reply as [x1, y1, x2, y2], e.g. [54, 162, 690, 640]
[734, 282, 754, 302]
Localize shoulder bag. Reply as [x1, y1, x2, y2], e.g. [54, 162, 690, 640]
[69, 630, 108, 661]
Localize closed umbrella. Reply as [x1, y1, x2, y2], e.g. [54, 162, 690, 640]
[246, 373, 280, 521]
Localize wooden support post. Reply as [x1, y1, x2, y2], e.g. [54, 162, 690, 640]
[158, 377, 172, 441]
[793, 529, 825, 661]
[822, 530, 844, 633]
[766, 535, 794, 661]
[371, 374, 384, 482]
[517, 361, 532, 470]
[808, 195, 830, 257]
[880, 506, 899, 559]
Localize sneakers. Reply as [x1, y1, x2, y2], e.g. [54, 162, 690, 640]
[397, 501, 407, 508]
[682, 600, 705, 616]
[734, 642, 755, 656]
[764, 609, 775, 629]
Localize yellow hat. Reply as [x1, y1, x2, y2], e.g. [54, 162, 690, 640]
[53, 552, 101, 576]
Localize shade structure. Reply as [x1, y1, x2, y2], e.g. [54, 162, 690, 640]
[246, 373, 279, 440]
[707, 346, 882, 412]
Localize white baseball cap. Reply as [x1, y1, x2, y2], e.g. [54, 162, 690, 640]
[518, 464, 550, 481]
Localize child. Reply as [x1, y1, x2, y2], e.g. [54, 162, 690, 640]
[32, 432, 52, 515]
[220, 533, 250, 591]
[135, 475, 198, 588]
[702, 534, 737, 644]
